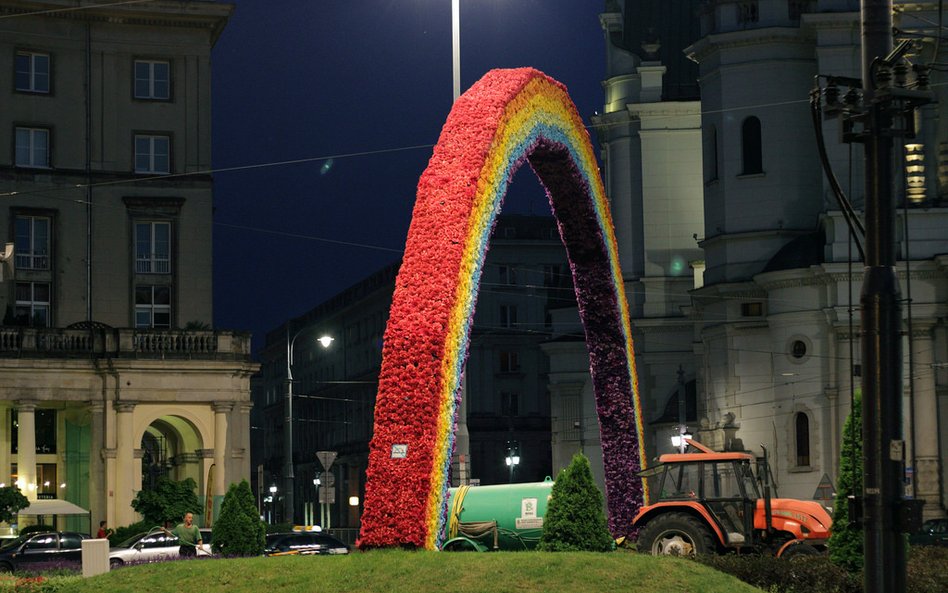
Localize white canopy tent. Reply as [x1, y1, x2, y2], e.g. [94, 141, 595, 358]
[18, 499, 92, 536]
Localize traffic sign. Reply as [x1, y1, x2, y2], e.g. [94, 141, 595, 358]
[319, 486, 336, 504]
[316, 450, 337, 471]
[318, 471, 335, 487]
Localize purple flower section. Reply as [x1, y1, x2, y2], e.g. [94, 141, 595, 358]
[528, 139, 643, 538]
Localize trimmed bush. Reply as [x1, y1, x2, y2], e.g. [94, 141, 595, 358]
[698, 554, 860, 593]
[212, 480, 266, 556]
[538, 453, 612, 552]
[907, 545, 948, 593]
[828, 390, 863, 572]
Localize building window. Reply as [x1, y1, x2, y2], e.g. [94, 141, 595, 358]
[15, 51, 49, 93]
[14, 216, 50, 270]
[499, 351, 520, 373]
[791, 339, 807, 359]
[134, 135, 170, 174]
[706, 125, 719, 182]
[499, 304, 518, 328]
[741, 302, 763, 317]
[10, 409, 57, 455]
[795, 412, 810, 466]
[15, 282, 50, 327]
[15, 127, 50, 168]
[134, 60, 170, 100]
[501, 392, 519, 417]
[741, 117, 763, 175]
[737, 1, 759, 25]
[135, 285, 171, 329]
[135, 222, 171, 274]
[498, 265, 517, 285]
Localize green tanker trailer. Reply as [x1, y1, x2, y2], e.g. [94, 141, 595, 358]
[441, 478, 554, 551]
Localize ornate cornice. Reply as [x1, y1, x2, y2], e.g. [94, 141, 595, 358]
[113, 401, 137, 413]
[212, 402, 235, 414]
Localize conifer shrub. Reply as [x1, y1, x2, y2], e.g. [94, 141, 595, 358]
[829, 390, 863, 572]
[212, 480, 266, 556]
[538, 453, 613, 552]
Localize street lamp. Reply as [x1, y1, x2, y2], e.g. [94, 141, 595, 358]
[505, 441, 520, 483]
[284, 325, 333, 526]
[268, 485, 277, 524]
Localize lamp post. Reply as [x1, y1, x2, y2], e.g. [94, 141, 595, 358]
[452, 0, 460, 101]
[504, 441, 520, 483]
[284, 325, 334, 526]
[268, 485, 277, 524]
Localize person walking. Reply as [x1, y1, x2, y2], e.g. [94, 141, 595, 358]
[167, 512, 203, 558]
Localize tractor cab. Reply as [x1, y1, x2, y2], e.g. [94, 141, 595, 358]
[642, 447, 760, 546]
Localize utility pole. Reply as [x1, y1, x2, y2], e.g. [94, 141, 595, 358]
[860, 2, 905, 592]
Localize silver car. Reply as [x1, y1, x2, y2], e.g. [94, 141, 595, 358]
[109, 528, 212, 568]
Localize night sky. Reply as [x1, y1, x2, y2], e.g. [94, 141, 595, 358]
[210, 1, 607, 354]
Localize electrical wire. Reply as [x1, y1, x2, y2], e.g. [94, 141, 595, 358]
[0, 0, 156, 19]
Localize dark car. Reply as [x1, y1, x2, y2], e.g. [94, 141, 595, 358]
[0, 531, 89, 572]
[264, 532, 349, 556]
[910, 518, 948, 547]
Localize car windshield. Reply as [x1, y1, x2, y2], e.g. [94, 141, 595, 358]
[0, 535, 30, 550]
[115, 532, 146, 548]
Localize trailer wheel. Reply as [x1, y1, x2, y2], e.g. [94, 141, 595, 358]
[637, 512, 716, 557]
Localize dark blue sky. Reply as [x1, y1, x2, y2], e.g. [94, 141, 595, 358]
[211, 1, 607, 354]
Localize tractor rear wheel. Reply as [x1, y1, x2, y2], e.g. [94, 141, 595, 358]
[637, 512, 717, 557]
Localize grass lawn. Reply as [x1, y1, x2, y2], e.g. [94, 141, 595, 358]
[51, 550, 765, 593]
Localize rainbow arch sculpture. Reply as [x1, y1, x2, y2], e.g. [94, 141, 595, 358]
[358, 68, 645, 550]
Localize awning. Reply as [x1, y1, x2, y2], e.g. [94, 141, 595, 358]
[18, 499, 90, 516]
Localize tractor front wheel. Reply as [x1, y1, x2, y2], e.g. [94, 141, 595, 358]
[637, 512, 717, 557]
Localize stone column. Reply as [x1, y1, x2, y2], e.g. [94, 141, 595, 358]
[87, 401, 105, 528]
[212, 402, 233, 497]
[113, 401, 137, 526]
[238, 403, 253, 481]
[16, 401, 37, 501]
[908, 326, 941, 518]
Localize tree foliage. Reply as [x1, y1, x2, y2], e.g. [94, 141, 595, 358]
[212, 480, 266, 556]
[539, 453, 613, 552]
[829, 389, 863, 572]
[131, 477, 203, 527]
[0, 486, 29, 524]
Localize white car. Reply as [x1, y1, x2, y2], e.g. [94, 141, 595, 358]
[109, 528, 212, 568]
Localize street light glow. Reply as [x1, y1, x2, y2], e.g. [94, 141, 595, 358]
[318, 335, 335, 348]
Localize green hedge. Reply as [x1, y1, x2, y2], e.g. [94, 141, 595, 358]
[696, 546, 948, 593]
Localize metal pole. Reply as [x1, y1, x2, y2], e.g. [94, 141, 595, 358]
[284, 325, 296, 525]
[452, 0, 460, 102]
[677, 365, 686, 453]
[860, 2, 905, 592]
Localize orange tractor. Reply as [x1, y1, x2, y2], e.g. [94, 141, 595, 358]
[633, 439, 832, 558]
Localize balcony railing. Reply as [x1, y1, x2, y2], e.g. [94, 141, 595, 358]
[0, 327, 251, 359]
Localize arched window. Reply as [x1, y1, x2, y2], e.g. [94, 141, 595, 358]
[706, 125, 719, 182]
[795, 412, 810, 466]
[741, 116, 763, 175]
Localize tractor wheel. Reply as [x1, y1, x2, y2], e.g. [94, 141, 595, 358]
[780, 542, 820, 560]
[637, 512, 717, 557]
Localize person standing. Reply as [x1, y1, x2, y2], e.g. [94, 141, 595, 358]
[168, 512, 203, 558]
[96, 520, 113, 539]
